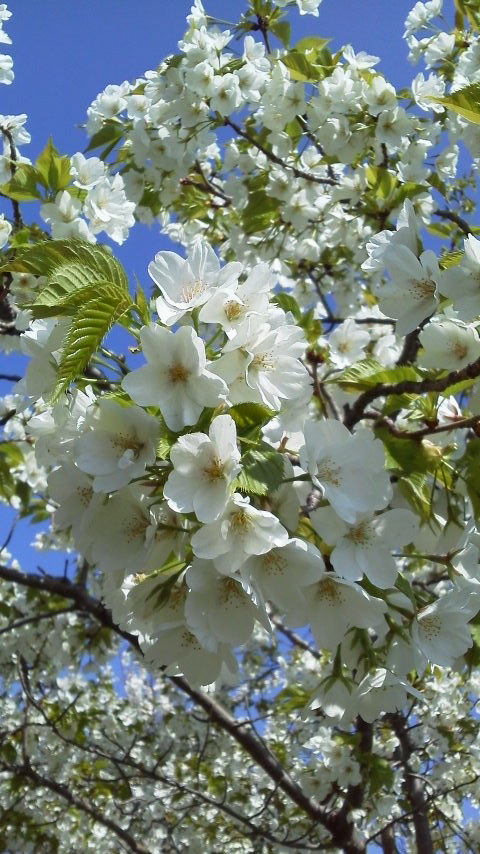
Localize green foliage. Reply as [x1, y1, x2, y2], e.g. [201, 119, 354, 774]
[241, 188, 281, 234]
[53, 284, 133, 399]
[398, 472, 432, 521]
[85, 120, 124, 161]
[279, 43, 336, 83]
[229, 402, 277, 434]
[0, 441, 23, 503]
[434, 82, 480, 125]
[458, 438, 480, 520]
[333, 358, 421, 393]
[1, 138, 72, 201]
[35, 138, 72, 193]
[454, 0, 480, 29]
[235, 442, 285, 496]
[1, 240, 134, 398]
[365, 166, 398, 201]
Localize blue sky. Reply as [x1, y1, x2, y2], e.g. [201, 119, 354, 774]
[0, 0, 451, 564]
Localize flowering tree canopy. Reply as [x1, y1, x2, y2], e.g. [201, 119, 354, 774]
[1, 0, 480, 851]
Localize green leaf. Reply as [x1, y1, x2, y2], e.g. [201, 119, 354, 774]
[334, 358, 420, 392]
[242, 189, 280, 234]
[459, 438, 480, 520]
[272, 291, 303, 322]
[377, 427, 432, 475]
[398, 472, 432, 521]
[367, 755, 395, 796]
[229, 402, 276, 433]
[1, 239, 128, 286]
[52, 285, 134, 399]
[85, 122, 124, 159]
[270, 20, 291, 47]
[439, 249, 463, 270]
[1, 164, 44, 201]
[235, 443, 284, 496]
[365, 166, 397, 200]
[1, 240, 130, 322]
[134, 281, 151, 325]
[294, 36, 331, 53]
[433, 82, 480, 125]
[35, 137, 72, 192]
[279, 50, 319, 83]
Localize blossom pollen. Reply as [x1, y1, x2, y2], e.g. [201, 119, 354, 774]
[224, 300, 243, 320]
[410, 279, 436, 299]
[111, 432, 145, 457]
[263, 551, 288, 575]
[317, 578, 345, 606]
[230, 509, 254, 534]
[181, 279, 206, 303]
[203, 457, 225, 482]
[168, 362, 190, 383]
[419, 614, 442, 639]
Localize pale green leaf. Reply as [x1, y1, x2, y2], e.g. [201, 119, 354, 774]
[433, 82, 480, 125]
[52, 286, 133, 399]
[333, 358, 420, 392]
[235, 444, 284, 496]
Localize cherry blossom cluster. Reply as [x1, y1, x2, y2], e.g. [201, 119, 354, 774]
[2, 0, 480, 725]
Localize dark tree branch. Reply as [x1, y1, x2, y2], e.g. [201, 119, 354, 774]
[434, 209, 473, 237]
[0, 124, 23, 229]
[388, 713, 434, 854]
[224, 118, 336, 187]
[344, 355, 480, 429]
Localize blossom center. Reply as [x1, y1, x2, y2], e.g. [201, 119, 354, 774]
[410, 278, 436, 300]
[316, 458, 342, 487]
[230, 509, 253, 535]
[111, 432, 144, 458]
[203, 456, 225, 482]
[76, 485, 93, 507]
[317, 578, 345, 606]
[224, 300, 243, 321]
[168, 362, 190, 383]
[251, 351, 275, 372]
[125, 516, 149, 543]
[181, 279, 206, 303]
[263, 550, 287, 575]
[349, 522, 374, 545]
[450, 340, 468, 361]
[419, 614, 442, 639]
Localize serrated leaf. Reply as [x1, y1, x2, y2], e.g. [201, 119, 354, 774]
[0, 240, 128, 290]
[433, 82, 480, 125]
[235, 444, 284, 496]
[52, 286, 133, 399]
[439, 249, 463, 270]
[229, 402, 276, 433]
[333, 358, 420, 392]
[1, 241, 130, 325]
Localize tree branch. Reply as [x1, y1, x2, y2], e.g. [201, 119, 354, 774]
[224, 118, 336, 187]
[344, 356, 480, 429]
